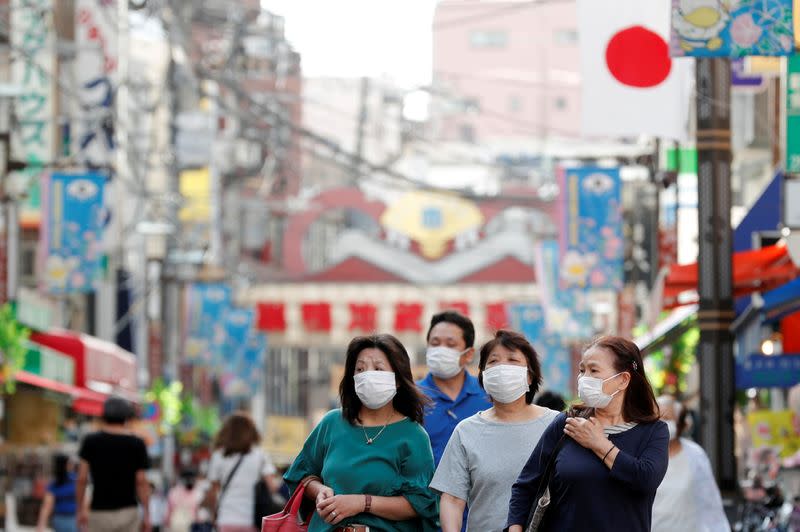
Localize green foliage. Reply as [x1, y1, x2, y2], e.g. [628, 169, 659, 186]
[145, 378, 184, 431]
[0, 304, 31, 393]
[644, 326, 699, 397]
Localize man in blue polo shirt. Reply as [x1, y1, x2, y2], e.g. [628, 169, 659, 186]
[418, 310, 491, 466]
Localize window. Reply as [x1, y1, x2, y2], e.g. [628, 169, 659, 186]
[509, 95, 523, 112]
[470, 30, 508, 48]
[555, 97, 567, 110]
[554, 29, 578, 45]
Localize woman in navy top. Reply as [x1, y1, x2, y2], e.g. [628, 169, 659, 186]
[37, 454, 78, 532]
[506, 336, 669, 532]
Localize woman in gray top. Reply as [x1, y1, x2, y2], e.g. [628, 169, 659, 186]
[430, 330, 559, 532]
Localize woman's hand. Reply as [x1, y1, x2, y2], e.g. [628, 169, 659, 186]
[317, 494, 366, 525]
[314, 484, 334, 507]
[564, 416, 608, 452]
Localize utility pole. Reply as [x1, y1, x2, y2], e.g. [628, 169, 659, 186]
[694, 57, 737, 492]
[353, 76, 370, 183]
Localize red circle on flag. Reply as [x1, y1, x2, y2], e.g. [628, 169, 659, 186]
[605, 26, 672, 88]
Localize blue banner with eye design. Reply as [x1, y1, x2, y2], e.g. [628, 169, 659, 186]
[41, 172, 107, 294]
[559, 166, 623, 291]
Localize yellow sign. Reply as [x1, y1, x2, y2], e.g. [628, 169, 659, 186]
[747, 410, 800, 458]
[381, 191, 484, 260]
[263, 415, 308, 462]
[179, 168, 211, 222]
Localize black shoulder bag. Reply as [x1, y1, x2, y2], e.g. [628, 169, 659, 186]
[525, 434, 568, 532]
[253, 453, 284, 527]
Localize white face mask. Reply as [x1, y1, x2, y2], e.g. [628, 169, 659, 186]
[426, 346, 467, 379]
[481, 364, 530, 404]
[665, 420, 678, 440]
[354, 371, 397, 410]
[577, 372, 623, 409]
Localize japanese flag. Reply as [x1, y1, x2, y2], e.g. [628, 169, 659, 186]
[577, 0, 694, 141]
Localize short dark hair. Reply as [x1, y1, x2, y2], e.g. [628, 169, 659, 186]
[53, 454, 70, 486]
[426, 311, 475, 348]
[477, 330, 543, 404]
[572, 336, 660, 423]
[340, 334, 430, 425]
[102, 396, 134, 425]
[535, 391, 567, 412]
[214, 411, 261, 456]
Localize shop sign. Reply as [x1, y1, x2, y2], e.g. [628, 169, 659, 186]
[735, 353, 800, 389]
[16, 287, 61, 330]
[787, 55, 800, 174]
[24, 342, 75, 385]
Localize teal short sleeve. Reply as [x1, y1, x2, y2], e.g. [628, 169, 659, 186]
[390, 424, 439, 531]
[283, 410, 333, 491]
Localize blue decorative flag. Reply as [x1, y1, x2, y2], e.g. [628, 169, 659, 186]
[184, 283, 231, 363]
[559, 167, 623, 291]
[41, 172, 107, 293]
[671, 0, 794, 57]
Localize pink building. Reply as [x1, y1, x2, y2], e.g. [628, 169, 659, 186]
[432, 0, 581, 143]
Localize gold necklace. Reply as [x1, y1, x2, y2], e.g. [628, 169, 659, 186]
[361, 412, 394, 445]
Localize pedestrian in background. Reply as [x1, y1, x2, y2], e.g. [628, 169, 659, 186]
[535, 391, 567, 412]
[284, 334, 439, 531]
[148, 483, 168, 532]
[77, 396, 151, 532]
[36, 454, 77, 532]
[418, 311, 491, 466]
[506, 336, 668, 532]
[207, 412, 280, 532]
[651, 395, 729, 532]
[166, 470, 203, 532]
[431, 330, 560, 532]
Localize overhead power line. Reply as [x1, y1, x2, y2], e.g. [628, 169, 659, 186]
[433, 0, 573, 30]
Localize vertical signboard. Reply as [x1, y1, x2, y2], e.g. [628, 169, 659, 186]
[787, 55, 800, 174]
[74, 0, 118, 167]
[11, 0, 56, 227]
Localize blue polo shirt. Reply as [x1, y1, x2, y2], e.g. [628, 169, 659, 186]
[418, 372, 492, 466]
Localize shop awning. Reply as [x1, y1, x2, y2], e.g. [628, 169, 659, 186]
[761, 276, 800, 323]
[635, 304, 698, 355]
[663, 244, 798, 309]
[10, 371, 109, 415]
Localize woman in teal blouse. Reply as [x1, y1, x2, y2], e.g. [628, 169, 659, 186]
[284, 334, 439, 532]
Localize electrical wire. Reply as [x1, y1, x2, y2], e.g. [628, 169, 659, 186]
[433, 0, 573, 30]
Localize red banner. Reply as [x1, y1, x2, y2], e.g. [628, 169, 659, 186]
[302, 302, 332, 332]
[394, 303, 424, 332]
[486, 302, 509, 331]
[256, 302, 286, 332]
[348, 303, 377, 332]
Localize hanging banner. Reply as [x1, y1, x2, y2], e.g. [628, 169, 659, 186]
[74, 0, 118, 167]
[40, 172, 107, 293]
[214, 307, 254, 368]
[225, 331, 266, 398]
[559, 167, 624, 290]
[671, 0, 794, 57]
[11, 0, 56, 228]
[183, 283, 231, 363]
[787, 55, 800, 174]
[508, 303, 572, 396]
[535, 240, 593, 340]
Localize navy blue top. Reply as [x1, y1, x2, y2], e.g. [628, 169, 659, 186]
[48, 473, 77, 515]
[506, 413, 669, 532]
[418, 372, 492, 466]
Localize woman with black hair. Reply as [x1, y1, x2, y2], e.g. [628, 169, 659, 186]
[37, 454, 78, 532]
[431, 330, 559, 532]
[284, 334, 439, 532]
[506, 336, 669, 532]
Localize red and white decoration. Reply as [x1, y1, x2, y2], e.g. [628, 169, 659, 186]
[577, 0, 694, 140]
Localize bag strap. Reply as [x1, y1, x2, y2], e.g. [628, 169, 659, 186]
[217, 453, 246, 512]
[534, 434, 567, 501]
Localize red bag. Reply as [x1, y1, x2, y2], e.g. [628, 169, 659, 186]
[261, 481, 310, 532]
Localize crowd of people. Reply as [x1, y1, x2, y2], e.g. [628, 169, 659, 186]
[33, 310, 730, 532]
